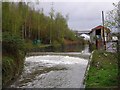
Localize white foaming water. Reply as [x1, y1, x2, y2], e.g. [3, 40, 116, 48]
[11, 55, 89, 88]
[26, 55, 88, 65]
[11, 45, 90, 88]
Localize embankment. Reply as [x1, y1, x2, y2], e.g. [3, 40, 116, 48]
[2, 33, 26, 87]
[2, 51, 25, 87]
[85, 50, 118, 88]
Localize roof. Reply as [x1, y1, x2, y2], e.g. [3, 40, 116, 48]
[89, 25, 110, 34]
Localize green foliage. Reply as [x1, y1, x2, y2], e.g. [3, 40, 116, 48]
[2, 56, 15, 84]
[105, 2, 120, 29]
[89, 43, 97, 52]
[2, 2, 23, 35]
[2, 54, 25, 87]
[24, 39, 34, 52]
[2, 31, 25, 87]
[2, 32, 25, 55]
[86, 50, 118, 88]
[65, 30, 77, 41]
[2, 2, 78, 46]
[52, 40, 62, 51]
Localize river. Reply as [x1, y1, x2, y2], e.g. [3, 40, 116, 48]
[10, 45, 90, 88]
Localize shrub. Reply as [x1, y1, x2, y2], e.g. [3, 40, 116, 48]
[2, 56, 15, 84]
[52, 40, 62, 51]
[89, 43, 96, 52]
[2, 32, 25, 87]
[2, 32, 25, 55]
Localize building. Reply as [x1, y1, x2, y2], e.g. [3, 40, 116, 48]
[89, 25, 111, 49]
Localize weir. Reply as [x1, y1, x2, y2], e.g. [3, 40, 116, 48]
[10, 45, 91, 88]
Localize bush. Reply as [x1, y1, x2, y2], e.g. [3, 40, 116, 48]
[2, 32, 25, 87]
[2, 32, 25, 55]
[89, 43, 96, 52]
[2, 56, 15, 85]
[24, 39, 34, 52]
[52, 40, 62, 51]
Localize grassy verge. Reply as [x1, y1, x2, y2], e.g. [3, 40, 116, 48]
[2, 51, 25, 87]
[85, 50, 118, 88]
[2, 32, 26, 87]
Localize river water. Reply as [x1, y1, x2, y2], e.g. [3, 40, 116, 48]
[10, 45, 90, 88]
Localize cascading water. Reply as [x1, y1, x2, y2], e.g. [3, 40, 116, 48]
[10, 45, 90, 88]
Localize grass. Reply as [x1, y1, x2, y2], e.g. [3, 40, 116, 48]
[85, 50, 118, 88]
[2, 50, 25, 87]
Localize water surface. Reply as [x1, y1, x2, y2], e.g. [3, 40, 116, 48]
[10, 45, 90, 88]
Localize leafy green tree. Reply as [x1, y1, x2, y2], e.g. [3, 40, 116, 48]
[3, 2, 80, 47]
[105, 2, 120, 30]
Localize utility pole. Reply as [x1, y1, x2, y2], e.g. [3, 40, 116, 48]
[102, 11, 106, 50]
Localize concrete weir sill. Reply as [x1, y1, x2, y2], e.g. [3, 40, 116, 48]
[82, 51, 94, 88]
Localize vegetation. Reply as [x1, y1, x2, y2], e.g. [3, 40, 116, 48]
[2, 2, 81, 46]
[85, 50, 118, 88]
[86, 2, 120, 88]
[105, 2, 120, 30]
[2, 2, 84, 50]
[89, 43, 97, 52]
[105, 2, 120, 86]
[2, 2, 84, 87]
[2, 32, 25, 87]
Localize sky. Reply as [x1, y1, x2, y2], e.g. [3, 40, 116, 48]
[4, 0, 119, 31]
[33, 1, 119, 31]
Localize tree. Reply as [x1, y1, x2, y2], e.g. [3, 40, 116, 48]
[2, 2, 77, 45]
[105, 2, 120, 31]
[105, 2, 120, 87]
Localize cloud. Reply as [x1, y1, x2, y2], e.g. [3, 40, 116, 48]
[34, 1, 116, 30]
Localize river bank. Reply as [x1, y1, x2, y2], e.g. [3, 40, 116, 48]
[2, 33, 26, 88]
[26, 39, 85, 52]
[85, 50, 118, 88]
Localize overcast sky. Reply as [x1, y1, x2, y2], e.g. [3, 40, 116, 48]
[6, 0, 119, 31]
[34, 1, 120, 31]
[8, 0, 113, 31]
